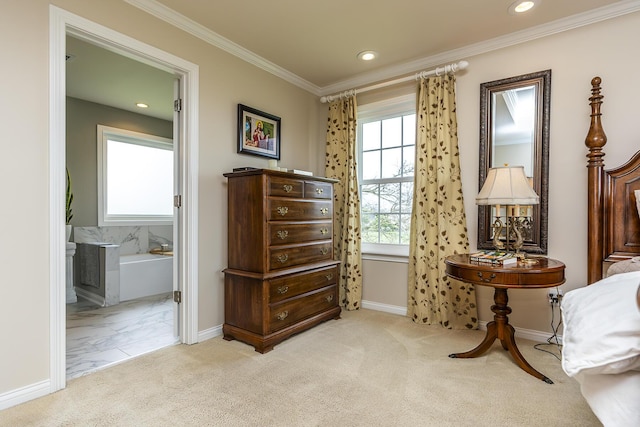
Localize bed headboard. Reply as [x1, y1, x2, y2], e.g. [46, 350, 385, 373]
[586, 77, 640, 284]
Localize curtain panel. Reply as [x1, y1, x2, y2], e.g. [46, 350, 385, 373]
[407, 75, 478, 329]
[325, 96, 363, 310]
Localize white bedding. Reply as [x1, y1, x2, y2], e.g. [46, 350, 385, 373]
[561, 271, 640, 427]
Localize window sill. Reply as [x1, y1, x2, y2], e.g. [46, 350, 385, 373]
[362, 253, 409, 264]
[362, 243, 409, 263]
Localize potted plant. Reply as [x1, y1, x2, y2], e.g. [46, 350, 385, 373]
[66, 167, 73, 241]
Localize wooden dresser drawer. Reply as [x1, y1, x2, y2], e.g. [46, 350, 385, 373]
[304, 181, 333, 199]
[268, 176, 304, 198]
[269, 286, 337, 333]
[268, 199, 333, 221]
[268, 222, 332, 246]
[268, 265, 338, 303]
[447, 265, 514, 286]
[268, 242, 333, 270]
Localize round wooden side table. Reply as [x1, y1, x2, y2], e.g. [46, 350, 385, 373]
[445, 254, 565, 384]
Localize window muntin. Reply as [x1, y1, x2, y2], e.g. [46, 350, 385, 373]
[358, 96, 415, 254]
[97, 125, 174, 226]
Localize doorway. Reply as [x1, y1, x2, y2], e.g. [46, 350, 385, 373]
[50, 6, 199, 392]
[65, 37, 177, 376]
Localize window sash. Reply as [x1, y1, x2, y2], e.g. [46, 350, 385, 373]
[97, 125, 174, 226]
[357, 95, 415, 254]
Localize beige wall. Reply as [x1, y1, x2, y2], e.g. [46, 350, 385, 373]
[2, 0, 639, 403]
[353, 11, 640, 333]
[0, 0, 319, 395]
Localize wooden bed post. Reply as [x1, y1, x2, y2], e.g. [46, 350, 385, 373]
[585, 77, 607, 284]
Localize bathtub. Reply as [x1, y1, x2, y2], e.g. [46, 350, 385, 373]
[119, 253, 173, 301]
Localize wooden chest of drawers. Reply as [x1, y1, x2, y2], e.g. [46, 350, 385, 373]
[222, 169, 341, 353]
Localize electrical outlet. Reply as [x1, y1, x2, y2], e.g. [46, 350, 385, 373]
[548, 288, 564, 306]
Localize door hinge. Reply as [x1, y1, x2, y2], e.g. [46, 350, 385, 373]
[174, 195, 182, 208]
[174, 98, 182, 112]
[173, 290, 182, 304]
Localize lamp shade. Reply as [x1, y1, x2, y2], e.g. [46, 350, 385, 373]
[476, 166, 539, 205]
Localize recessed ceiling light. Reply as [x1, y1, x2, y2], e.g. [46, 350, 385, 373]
[136, 102, 149, 108]
[357, 50, 377, 61]
[508, 0, 540, 15]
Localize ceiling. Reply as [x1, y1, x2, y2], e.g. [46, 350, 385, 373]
[66, 0, 637, 121]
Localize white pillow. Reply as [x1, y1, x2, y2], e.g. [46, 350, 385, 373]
[561, 271, 640, 376]
[636, 189, 640, 219]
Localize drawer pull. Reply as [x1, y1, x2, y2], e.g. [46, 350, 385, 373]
[277, 254, 289, 263]
[283, 184, 293, 193]
[277, 285, 289, 294]
[320, 248, 329, 255]
[326, 295, 334, 303]
[477, 272, 496, 283]
[320, 207, 329, 215]
[276, 230, 289, 240]
[320, 228, 329, 235]
[276, 206, 288, 216]
[325, 273, 333, 281]
[315, 188, 324, 195]
[276, 310, 289, 321]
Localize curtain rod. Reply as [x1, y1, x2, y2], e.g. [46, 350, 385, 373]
[319, 60, 469, 104]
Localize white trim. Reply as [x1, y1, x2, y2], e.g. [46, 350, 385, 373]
[361, 303, 560, 344]
[97, 125, 174, 226]
[124, 0, 320, 95]
[361, 300, 407, 316]
[320, 1, 640, 95]
[0, 380, 50, 411]
[477, 320, 561, 344]
[362, 253, 409, 264]
[49, 5, 67, 394]
[198, 324, 224, 342]
[125, 0, 640, 97]
[180, 67, 200, 345]
[48, 5, 200, 396]
[358, 94, 416, 118]
[362, 244, 410, 259]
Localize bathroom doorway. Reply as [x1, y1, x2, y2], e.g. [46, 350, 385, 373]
[65, 34, 178, 379]
[50, 7, 199, 392]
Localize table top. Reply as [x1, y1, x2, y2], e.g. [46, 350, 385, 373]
[445, 254, 566, 289]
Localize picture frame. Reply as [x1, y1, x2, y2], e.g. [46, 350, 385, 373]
[237, 104, 281, 160]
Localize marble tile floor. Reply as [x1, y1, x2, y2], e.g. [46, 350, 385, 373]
[66, 292, 178, 380]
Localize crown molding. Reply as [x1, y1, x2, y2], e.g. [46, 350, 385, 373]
[124, 0, 322, 95]
[126, 0, 640, 97]
[321, 0, 640, 95]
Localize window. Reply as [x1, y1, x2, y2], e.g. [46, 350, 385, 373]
[97, 125, 174, 226]
[358, 95, 415, 256]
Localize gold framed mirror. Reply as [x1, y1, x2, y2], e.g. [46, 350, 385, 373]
[478, 70, 551, 254]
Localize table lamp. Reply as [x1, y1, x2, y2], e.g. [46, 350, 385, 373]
[476, 165, 539, 256]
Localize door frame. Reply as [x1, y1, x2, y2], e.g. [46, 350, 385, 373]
[49, 5, 200, 392]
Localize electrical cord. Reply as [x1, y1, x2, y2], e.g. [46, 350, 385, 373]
[534, 299, 563, 360]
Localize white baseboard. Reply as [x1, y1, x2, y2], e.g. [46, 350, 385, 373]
[478, 320, 563, 344]
[361, 300, 408, 316]
[362, 300, 561, 344]
[73, 287, 106, 307]
[0, 380, 50, 411]
[198, 324, 223, 342]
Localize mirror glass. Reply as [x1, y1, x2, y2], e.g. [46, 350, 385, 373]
[478, 70, 551, 254]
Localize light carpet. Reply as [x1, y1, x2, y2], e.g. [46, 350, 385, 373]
[1, 309, 600, 426]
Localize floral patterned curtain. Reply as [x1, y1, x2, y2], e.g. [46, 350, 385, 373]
[325, 96, 363, 310]
[407, 75, 478, 329]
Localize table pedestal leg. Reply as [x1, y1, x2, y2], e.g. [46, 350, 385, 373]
[449, 287, 553, 384]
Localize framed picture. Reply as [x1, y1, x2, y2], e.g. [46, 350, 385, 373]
[237, 104, 281, 160]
